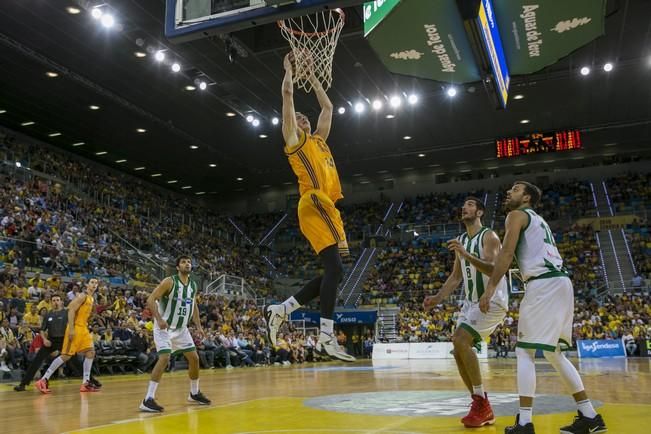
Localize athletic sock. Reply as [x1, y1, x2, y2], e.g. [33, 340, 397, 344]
[190, 379, 199, 395]
[319, 318, 334, 341]
[519, 407, 533, 425]
[43, 356, 65, 381]
[472, 384, 485, 397]
[577, 399, 597, 418]
[82, 357, 93, 383]
[146, 381, 158, 400]
[281, 297, 301, 315]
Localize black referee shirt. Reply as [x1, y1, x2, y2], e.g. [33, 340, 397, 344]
[41, 309, 68, 339]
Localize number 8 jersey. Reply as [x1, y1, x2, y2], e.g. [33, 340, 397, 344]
[514, 208, 568, 283]
[458, 227, 508, 307]
[157, 275, 197, 330]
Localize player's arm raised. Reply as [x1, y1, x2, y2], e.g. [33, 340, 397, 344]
[282, 53, 300, 148]
[147, 277, 173, 330]
[423, 255, 463, 310]
[479, 210, 528, 312]
[310, 74, 333, 141]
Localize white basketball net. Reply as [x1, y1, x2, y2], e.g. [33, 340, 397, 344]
[278, 9, 345, 93]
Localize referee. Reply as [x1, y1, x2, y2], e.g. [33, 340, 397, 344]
[14, 294, 101, 391]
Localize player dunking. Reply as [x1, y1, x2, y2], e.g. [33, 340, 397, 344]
[139, 255, 210, 412]
[35, 278, 100, 393]
[424, 197, 508, 428]
[483, 182, 606, 434]
[265, 52, 354, 362]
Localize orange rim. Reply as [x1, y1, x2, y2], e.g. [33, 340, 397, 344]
[277, 8, 345, 37]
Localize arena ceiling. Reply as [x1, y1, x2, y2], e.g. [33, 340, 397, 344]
[0, 0, 650, 199]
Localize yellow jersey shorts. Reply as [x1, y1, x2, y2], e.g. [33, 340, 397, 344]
[62, 324, 94, 356]
[298, 189, 350, 256]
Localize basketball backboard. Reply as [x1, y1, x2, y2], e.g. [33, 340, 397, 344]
[165, 0, 361, 43]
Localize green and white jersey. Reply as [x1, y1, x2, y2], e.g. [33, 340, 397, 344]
[458, 227, 508, 306]
[157, 274, 198, 330]
[514, 208, 568, 282]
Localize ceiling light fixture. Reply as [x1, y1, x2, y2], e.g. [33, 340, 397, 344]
[185, 85, 196, 91]
[134, 167, 146, 171]
[403, 136, 412, 140]
[386, 114, 395, 119]
[354, 102, 365, 113]
[259, 134, 268, 138]
[154, 50, 165, 62]
[209, 163, 217, 167]
[271, 117, 279, 125]
[0, 110, 6, 114]
[91, 7, 103, 20]
[226, 112, 237, 117]
[236, 177, 243, 181]
[189, 145, 199, 149]
[195, 191, 206, 195]
[115, 159, 127, 163]
[246, 114, 254, 123]
[418, 153, 425, 157]
[446, 86, 457, 97]
[520, 119, 530, 124]
[95, 151, 107, 155]
[136, 128, 146, 133]
[151, 173, 162, 177]
[134, 51, 147, 58]
[89, 105, 100, 110]
[100, 14, 115, 28]
[580, 66, 591, 76]
[513, 94, 524, 100]
[603, 62, 613, 72]
[252, 119, 260, 127]
[338, 107, 346, 114]
[389, 95, 402, 108]
[46, 71, 59, 78]
[407, 94, 418, 105]
[167, 180, 178, 184]
[372, 99, 383, 111]
[171, 63, 181, 72]
[72, 142, 84, 147]
[199, 81, 207, 90]
[181, 185, 192, 189]
[21, 121, 35, 126]
[66, 6, 81, 14]
[48, 132, 62, 137]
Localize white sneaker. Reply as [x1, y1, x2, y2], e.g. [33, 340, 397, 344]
[225, 365, 234, 370]
[317, 335, 356, 362]
[282, 360, 291, 366]
[0, 362, 11, 372]
[264, 304, 287, 346]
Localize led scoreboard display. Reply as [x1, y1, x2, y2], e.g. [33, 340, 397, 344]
[496, 130, 582, 158]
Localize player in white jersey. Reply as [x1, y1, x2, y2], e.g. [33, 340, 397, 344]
[139, 255, 211, 412]
[424, 196, 508, 428]
[483, 182, 606, 434]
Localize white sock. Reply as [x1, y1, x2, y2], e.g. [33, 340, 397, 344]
[519, 407, 533, 425]
[146, 381, 158, 399]
[190, 379, 199, 395]
[43, 356, 65, 380]
[319, 318, 334, 340]
[83, 357, 93, 383]
[472, 384, 485, 397]
[281, 296, 301, 315]
[577, 399, 597, 418]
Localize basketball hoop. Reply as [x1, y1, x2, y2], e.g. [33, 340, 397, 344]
[278, 8, 345, 93]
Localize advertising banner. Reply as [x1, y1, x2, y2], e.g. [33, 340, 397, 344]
[372, 343, 411, 360]
[577, 339, 626, 359]
[290, 310, 378, 325]
[373, 342, 488, 360]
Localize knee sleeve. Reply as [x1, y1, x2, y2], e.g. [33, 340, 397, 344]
[543, 350, 585, 395]
[516, 347, 537, 398]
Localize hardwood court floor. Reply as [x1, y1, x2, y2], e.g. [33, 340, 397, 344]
[1, 357, 649, 434]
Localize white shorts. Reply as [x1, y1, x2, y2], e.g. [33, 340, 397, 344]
[517, 276, 573, 352]
[153, 326, 196, 355]
[456, 300, 507, 345]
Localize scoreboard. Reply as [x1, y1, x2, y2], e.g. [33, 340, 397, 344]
[496, 130, 582, 158]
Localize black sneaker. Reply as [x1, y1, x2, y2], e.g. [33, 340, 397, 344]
[139, 397, 164, 413]
[188, 391, 211, 405]
[13, 384, 26, 392]
[505, 415, 535, 434]
[89, 377, 102, 389]
[560, 411, 607, 434]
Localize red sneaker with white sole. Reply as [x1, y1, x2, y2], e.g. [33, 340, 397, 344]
[461, 393, 496, 428]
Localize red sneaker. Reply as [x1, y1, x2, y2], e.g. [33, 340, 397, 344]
[461, 393, 495, 428]
[80, 382, 99, 393]
[35, 378, 51, 394]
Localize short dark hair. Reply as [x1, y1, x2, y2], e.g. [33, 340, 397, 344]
[514, 181, 542, 207]
[175, 255, 191, 266]
[464, 196, 485, 212]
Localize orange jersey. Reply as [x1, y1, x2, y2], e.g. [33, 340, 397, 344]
[74, 294, 94, 327]
[285, 130, 343, 203]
